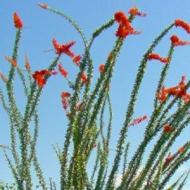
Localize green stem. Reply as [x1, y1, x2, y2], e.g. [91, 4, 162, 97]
[107, 23, 174, 190]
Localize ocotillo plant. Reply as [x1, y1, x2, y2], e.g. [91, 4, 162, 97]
[1, 3, 190, 190]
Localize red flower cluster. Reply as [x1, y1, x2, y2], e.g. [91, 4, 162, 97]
[147, 53, 169, 64]
[52, 39, 81, 66]
[80, 72, 88, 84]
[13, 12, 23, 29]
[128, 7, 146, 17]
[72, 55, 81, 66]
[114, 11, 139, 38]
[157, 87, 168, 102]
[52, 38, 75, 57]
[61, 92, 71, 110]
[58, 64, 68, 78]
[170, 35, 190, 46]
[175, 19, 190, 33]
[32, 70, 51, 88]
[178, 146, 185, 154]
[129, 115, 148, 126]
[163, 124, 173, 133]
[163, 153, 175, 168]
[99, 64, 105, 73]
[157, 76, 190, 103]
[163, 145, 186, 169]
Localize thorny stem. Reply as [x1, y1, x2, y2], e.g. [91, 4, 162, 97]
[107, 23, 174, 190]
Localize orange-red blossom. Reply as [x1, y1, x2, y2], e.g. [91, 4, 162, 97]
[32, 70, 51, 88]
[147, 53, 169, 64]
[178, 146, 185, 154]
[61, 91, 71, 110]
[52, 38, 75, 57]
[129, 115, 148, 126]
[114, 11, 139, 38]
[72, 55, 81, 66]
[157, 76, 190, 103]
[99, 64, 105, 73]
[163, 124, 173, 133]
[13, 12, 23, 29]
[163, 145, 186, 169]
[80, 72, 88, 84]
[175, 19, 190, 34]
[170, 35, 190, 46]
[58, 64, 68, 78]
[163, 153, 175, 169]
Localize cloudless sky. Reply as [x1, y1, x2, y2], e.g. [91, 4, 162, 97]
[1, 0, 190, 189]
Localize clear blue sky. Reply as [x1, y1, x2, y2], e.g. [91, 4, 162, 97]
[1, 0, 190, 189]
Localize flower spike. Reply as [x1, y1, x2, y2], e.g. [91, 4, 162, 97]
[163, 124, 173, 133]
[129, 115, 148, 126]
[175, 19, 190, 33]
[99, 64, 105, 73]
[114, 11, 128, 24]
[61, 91, 70, 110]
[80, 72, 88, 84]
[157, 86, 168, 102]
[114, 11, 139, 38]
[32, 69, 51, 88]
[170, 35, 190, 46]
[52, 38, 75, 57]
[72, 55, 81, 66]
[178, 146, 185, 154]
[58, 64, 68, 78]
[13, 12, 23, 29]
[157, 76, 190, 103]
[163, 153, 175, 169]
[147, 53, 169, 64]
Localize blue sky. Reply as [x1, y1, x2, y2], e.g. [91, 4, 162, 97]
[1, 0, 190, 189]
